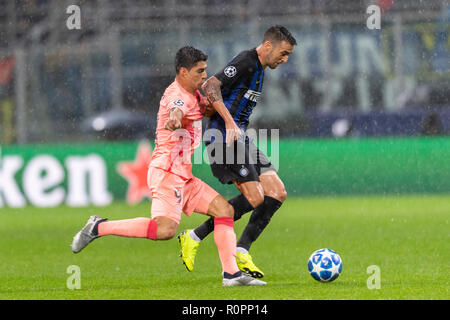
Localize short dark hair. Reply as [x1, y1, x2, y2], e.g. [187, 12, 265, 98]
[174, 46, 208, 74]
[263, 25, 297, 46]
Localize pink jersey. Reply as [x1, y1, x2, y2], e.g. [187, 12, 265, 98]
[150, 79, 203, 179]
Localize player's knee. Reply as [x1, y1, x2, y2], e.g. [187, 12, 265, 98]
[157, 226, 177, 240]
[154, 218, 178, 240]
[213, 201, 234, 219]
[246, 191, 264, 208]
[265, 186, 287, 203]
[277, 188, 287, 203]
[218, 202, 234, 218]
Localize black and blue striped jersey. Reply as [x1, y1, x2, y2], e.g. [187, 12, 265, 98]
[206, 48, 264, 143]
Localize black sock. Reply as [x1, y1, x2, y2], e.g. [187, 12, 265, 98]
[223, 271, 242, 279]
[193, 194, 253, 240]
[92, 218, 107, 236]
[236, 196, 282, 251]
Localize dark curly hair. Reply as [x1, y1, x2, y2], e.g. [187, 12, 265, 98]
[175, 46, 208, 74]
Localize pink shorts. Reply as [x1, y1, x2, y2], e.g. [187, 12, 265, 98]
[147, 166, 219, 224]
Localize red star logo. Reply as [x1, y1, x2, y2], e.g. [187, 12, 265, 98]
[117, 141, 153, 204]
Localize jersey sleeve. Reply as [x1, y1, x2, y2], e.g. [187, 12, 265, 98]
[167, 94, 202, 121]
[167, 98, 190, 116]
[214, 52, 255, 90]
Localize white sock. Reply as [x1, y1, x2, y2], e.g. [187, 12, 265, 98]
[189, 230, 201, 242]
[236, 247, 248, 254]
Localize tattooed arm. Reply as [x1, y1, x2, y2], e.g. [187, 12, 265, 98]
[202, 76, 223, 104]
[202, 76, 242, 146]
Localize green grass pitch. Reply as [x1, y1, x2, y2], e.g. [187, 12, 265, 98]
[0, 195, 449, 300]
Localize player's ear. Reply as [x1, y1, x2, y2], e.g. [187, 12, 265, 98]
[263, 40, 272, 51]
[179, 66, 189, 78]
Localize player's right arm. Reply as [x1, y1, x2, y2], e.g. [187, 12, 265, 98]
[202, 76, 242, 146]
[164, 107, 183, 131]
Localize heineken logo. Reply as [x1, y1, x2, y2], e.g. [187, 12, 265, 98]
[0, 152, 112, 208]
[0, 141, 153, 208]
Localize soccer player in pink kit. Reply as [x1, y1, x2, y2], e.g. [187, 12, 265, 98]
[71, 46, 265, 286]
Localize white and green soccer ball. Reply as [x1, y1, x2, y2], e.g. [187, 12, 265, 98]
[308, 248, 342, 282]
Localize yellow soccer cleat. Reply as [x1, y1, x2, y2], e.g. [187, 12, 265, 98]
[177, 229, 200, 272]
[236, 252, 265, 278]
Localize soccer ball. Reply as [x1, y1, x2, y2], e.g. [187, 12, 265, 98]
[307, 248, 343, 282]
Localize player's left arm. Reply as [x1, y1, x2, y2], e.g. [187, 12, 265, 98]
[164, 107, 183, 131]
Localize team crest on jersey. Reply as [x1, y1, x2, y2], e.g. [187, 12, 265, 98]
[224, 66, 237, 78]
[172, 99, 185, 107]
[239, 167, 249, 177]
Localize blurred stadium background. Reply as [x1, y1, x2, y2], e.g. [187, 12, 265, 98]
[0, 0, 448, 144]
[0, 1, 449, 301]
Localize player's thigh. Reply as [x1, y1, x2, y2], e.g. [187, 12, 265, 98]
[183, 177, 233, 219]
[259, 169, 287, 202]
[148, 167, 184, 225]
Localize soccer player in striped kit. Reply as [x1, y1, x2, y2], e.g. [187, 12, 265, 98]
[179, 26, 297, 279]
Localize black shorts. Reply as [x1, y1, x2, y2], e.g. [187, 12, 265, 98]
[206, 139, 276, 185]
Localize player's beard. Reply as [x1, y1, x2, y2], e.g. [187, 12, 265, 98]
[268, 61, 281, 69]
[266, 51, 281, 69]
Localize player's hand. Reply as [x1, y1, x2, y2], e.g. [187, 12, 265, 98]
[225, 120, 242, 147]
[199, 95, 216, 117]
[164, 118, 181, 131]
[165, 107, 183, 131]
[202, 104, 216, 117]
